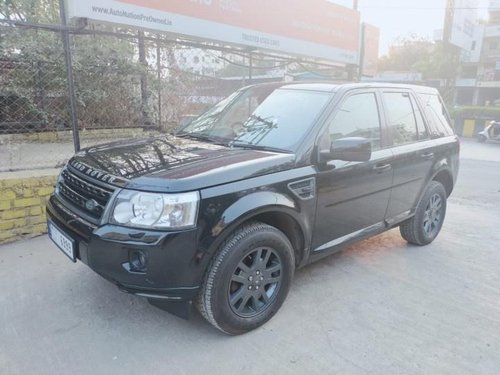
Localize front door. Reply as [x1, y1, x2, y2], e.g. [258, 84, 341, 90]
[312, 91, 393, 252]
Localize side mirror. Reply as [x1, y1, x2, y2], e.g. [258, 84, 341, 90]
[320, 137, 372, 162]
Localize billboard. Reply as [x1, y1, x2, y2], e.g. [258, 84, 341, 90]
[361, 23, 379, 77]
[449, 0, 479, 51]
[66, 0, 360, 64]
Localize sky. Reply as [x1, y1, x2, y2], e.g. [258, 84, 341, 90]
[333, 0, 490, 56]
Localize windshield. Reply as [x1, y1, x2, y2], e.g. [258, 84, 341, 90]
[176, 86, 331, 151]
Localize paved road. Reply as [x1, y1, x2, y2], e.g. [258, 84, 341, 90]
[1, 138, 499, 374]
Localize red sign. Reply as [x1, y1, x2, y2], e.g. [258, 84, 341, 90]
[119, 0, 360, 52]
[68, 0, 360, 64]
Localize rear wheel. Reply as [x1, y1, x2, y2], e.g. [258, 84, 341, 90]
[197, 222, 295, 335]
[400, 181, 447, 246]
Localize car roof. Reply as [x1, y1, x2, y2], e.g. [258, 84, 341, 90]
[247, 81, 439, 95]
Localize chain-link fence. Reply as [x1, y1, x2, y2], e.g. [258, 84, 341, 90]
[0, 3, 348, 172]
[0, 22, 73, 171]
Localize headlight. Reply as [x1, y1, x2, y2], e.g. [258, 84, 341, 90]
[110, 190, 199, 230]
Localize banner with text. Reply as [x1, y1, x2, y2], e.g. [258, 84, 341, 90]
[449, 0, 479, 51]
[66, 0, 360, 64]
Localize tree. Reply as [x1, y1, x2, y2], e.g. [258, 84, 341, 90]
[378, 36, 457, 80]
[0, 0, 158, 130]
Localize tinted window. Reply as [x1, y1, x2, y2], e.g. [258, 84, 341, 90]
[327, 93, 382, 150]
[418, 94, 454, 137]
[412, 96, 429, 140]
[231, 90, 330, 149]
[383, 92, 418, 145]
[179, 87, 330, 151]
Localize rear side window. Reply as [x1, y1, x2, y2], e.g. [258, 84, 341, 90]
[418, 94, 454, 137]
[413, 96, 429, 140]
[382, 92, 419, 145]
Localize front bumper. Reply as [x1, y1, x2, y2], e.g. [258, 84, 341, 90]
[46, 195, 208, 317]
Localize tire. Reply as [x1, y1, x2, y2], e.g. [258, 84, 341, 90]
[478, 134, 487, 143]
[196, 222, 295, 335]
[400, 181, 447, 246]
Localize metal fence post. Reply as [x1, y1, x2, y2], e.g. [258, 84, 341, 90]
[59, 0, 80, 152]
[156, 35, 162, 130]
[249, 52, 253, 84]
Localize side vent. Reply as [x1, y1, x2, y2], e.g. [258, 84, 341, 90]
[288, 178, 316, 200]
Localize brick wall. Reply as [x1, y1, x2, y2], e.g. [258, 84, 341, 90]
[0, 169, 58, 244]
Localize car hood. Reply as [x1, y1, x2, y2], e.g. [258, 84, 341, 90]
[68, 136, 295, 192]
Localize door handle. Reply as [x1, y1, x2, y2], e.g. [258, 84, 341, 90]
[420, 152, 434, 160]
[373, 163, 392, 173]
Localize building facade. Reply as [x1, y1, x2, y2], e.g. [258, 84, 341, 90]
[455, 2, 500, 105]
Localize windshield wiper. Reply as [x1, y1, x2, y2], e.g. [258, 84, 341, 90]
[175, 132, 229, 146]
[229, 141, 290, 153]
[245, 114, 276, 129]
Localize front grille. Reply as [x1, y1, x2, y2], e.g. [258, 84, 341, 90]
[57, 167, 116, 220]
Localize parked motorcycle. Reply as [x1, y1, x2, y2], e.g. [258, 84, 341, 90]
[477, 121, 500, 143]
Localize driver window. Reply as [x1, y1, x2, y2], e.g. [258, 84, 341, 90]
[323, 93, 382, 151]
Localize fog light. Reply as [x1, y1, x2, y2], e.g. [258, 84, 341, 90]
[129, 250, 147, 273]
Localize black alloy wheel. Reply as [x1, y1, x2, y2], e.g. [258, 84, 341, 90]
[422, 193, 443, 238]
[400, 180, 447, 246]
[197, 222, 295, 335]
[228, 247, 282, 318]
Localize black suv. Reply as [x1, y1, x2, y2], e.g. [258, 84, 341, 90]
[47, 83, 459, 335]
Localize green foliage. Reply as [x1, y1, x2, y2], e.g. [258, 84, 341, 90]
[379, 36, 458, 80]
[0, 0, 60, 23]
[217, 55, 277, 78]
[449, 106, 500, 119]
[0, 0, 166, 129]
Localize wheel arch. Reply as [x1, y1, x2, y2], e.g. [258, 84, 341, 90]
[431, 168, 454, 197]
[250, 211, 305, 267]
[204, 192, 310, 268]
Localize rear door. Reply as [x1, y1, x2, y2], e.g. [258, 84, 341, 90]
[312, 90, 393, 252]
[381, 90, 435, 223]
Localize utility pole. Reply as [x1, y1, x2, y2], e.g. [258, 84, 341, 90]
[443, 0, 454, 47]
[348, 0, 360, 81]
[443, 0, 459, 105]
[358, 23, 366, 80]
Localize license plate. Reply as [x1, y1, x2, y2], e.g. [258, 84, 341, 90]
[48, 220, 76, 262]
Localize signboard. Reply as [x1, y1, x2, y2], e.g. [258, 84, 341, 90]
[361, 23, 379, 77]
[449, 0, 479, 51]
[66, 0, 360, 64]
[328, 0, 354, 7]
[489, 0, 500, 9]
[461, 24, 484, 63]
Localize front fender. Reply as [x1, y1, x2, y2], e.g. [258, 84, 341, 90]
[207, 190, 309, 251]
[195, 166, 318, 273]
[220, 191, 298, 226]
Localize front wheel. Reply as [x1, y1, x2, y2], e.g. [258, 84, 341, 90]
[478, 134, 487, 143]
[400, 181, 447, 246]
[196, 222, 295, 335]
